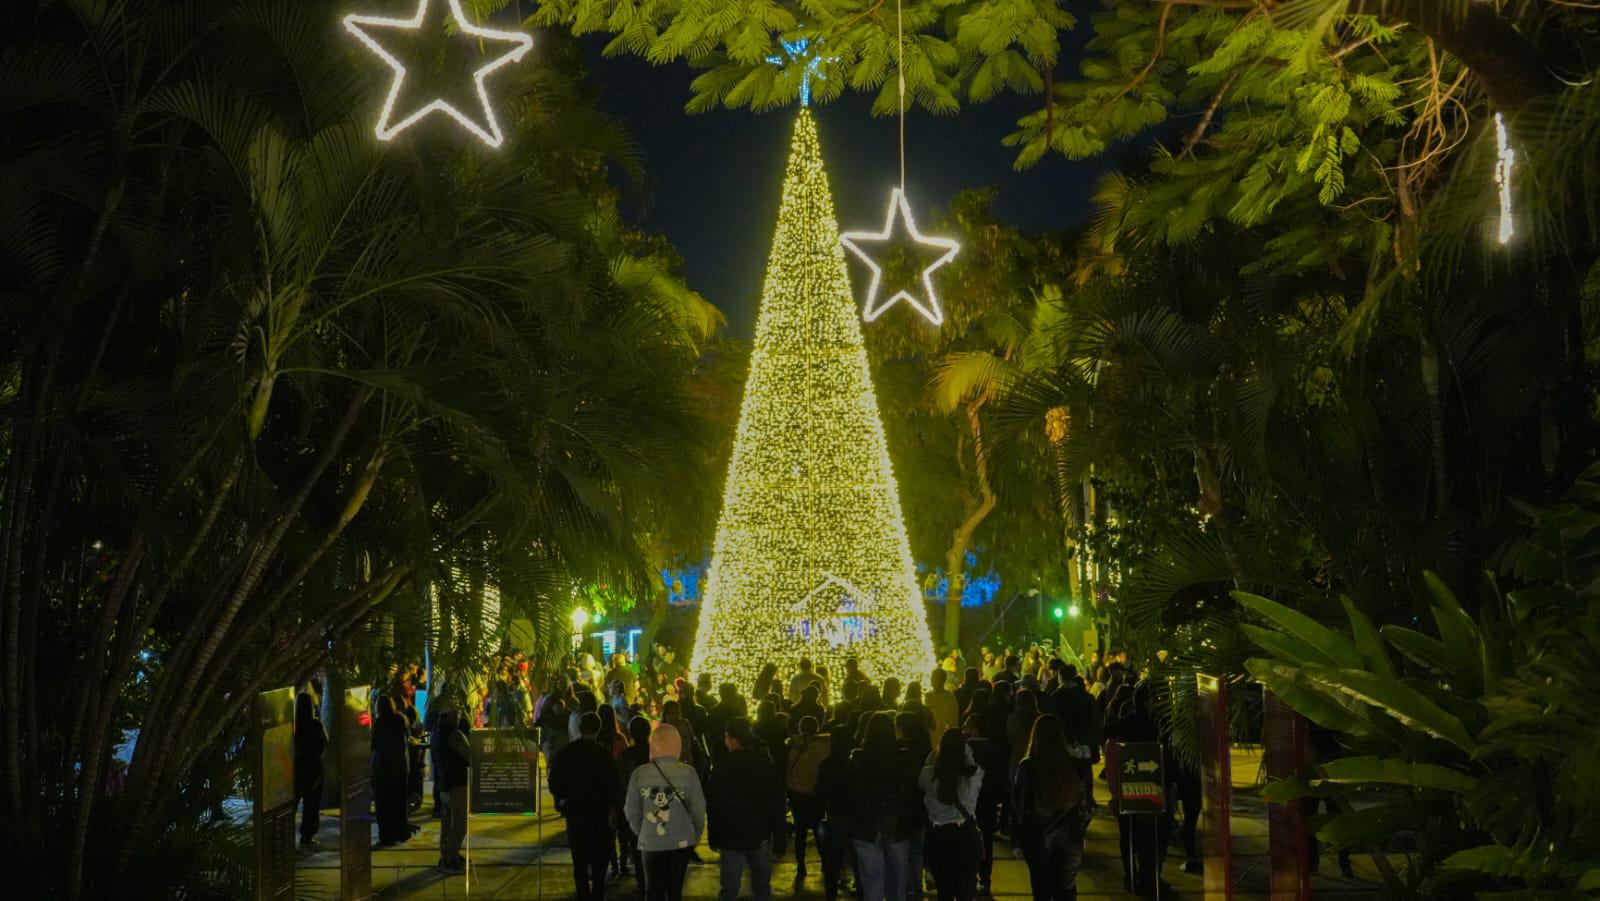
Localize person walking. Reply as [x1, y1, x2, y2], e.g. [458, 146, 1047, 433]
[433, 707, 472, 874]
[814, 727, 856, 901]
[616, 715, 654, 891]
[919, 729, 984, 901]
[550, 712, 623, 900]
[709, 717, 787, 901]
[625, 723, 707, 901]
[961, 703, 1006, 897]
[785, 715, 831, 882]
[371, 695, 413, 845]
[1013, 714, 1086, 900]
[849, 712, 918, 901]
[293, 689, 329, 849]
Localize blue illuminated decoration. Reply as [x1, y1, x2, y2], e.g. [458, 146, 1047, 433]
[660, 562, 706, 605]
[788, 573, 882, 648]
[920, 550, 1002, 608]
[766, 36, 830, 107]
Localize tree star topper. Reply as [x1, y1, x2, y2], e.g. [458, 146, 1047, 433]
[839, 188, 960, 327]
[344, 0, 533, 148]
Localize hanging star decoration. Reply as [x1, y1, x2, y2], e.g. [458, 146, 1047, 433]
[766, 36, 831, 107]
[343, 0, 533, 148]
[839, 187, 960, 326]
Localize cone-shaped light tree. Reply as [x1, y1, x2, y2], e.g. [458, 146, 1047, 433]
[690, 109, 938, 693]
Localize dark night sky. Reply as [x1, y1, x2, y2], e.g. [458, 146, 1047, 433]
[581, 42, 1117, 337]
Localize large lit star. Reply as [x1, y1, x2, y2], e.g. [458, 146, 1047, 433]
[343, 0, 533, 148]
[839, 188, 960, 326]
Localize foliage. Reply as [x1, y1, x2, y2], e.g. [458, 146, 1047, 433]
[1237, 464, 1600, 896]
[0, 0, 719, 896]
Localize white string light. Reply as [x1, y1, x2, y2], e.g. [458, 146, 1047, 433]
[840, 0, 960, 326]
[1494, 112, 1515, 245]
[344, 0, 533, 148]
[839, 187, 960, 326]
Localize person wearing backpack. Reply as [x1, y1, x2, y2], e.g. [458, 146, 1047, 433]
[785, 715, 831, 882]
[624, 723, 706, 901]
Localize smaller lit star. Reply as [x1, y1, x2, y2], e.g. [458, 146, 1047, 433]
[344, 0, 533, 148]
[840, 188, 960, 327]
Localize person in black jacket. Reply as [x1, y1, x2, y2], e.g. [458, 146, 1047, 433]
[294, 689, 329, 849]
[371, 695, 413, 845]
[814, 727, 855, 901]
[549, 712, 623, 900]
[706, 684, 746, 765]
[961, 704, 1007, 896]
[433, 707, 472, 874]
[848, 712, 919, 901]
[708, 717, 787, 901]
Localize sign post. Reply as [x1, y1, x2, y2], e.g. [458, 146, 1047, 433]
[339, 685, 373, 901]
[1109, 740, 1167, 895]
[1196, 674, 1233, 900]
[470, 728, 539, 815]
[253, 687, 297, 901]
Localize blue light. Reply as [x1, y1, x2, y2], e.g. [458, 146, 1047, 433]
[766, 36, 830, 107]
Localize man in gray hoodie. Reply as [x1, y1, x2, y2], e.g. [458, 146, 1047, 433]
[624, 722, 706, 901]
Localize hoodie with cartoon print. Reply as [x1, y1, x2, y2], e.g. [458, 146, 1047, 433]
[623, 754, 706, 852]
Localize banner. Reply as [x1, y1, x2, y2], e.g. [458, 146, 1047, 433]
[339, 686, 373, 901]
[1196, 673, 1233, 900]
[471, 728, 539, 814]
[253, 687, 296, 901]
[1264, 691, 1312, 899]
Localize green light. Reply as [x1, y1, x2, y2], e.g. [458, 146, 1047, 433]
[1052, 606, 1066, 620]
[593, 612, 603, 624]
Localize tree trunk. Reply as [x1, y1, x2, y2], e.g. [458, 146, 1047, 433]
[1348, 0, 1560, 112]
[944, 401, 997, 651]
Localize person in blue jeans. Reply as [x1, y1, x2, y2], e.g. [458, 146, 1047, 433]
[708, 716, 787, 901]
[849, 712, 920, 901]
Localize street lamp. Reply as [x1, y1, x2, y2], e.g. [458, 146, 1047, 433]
[570, 607, 590, 631]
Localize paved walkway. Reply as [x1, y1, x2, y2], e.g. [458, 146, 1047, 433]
[295, 748, 1384, 899]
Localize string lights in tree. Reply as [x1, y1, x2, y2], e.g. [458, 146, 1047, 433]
[1494, 112, 1515, 245]
[840, 0, 959, 327]
[689, 109, 938, 693]
[343, 0, 533, 148]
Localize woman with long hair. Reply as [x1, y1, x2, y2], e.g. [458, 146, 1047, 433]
[1013, 714, 1085, 900]
[918, 729, 983, 901]
[596, 702, 628, 758]
[848, 712, 918, 901]
[1005, 688, 1041, 781]
[753, 661, 779, 704]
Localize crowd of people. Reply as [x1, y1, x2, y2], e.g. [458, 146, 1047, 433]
[533, 642, 1195, 901]
[289, 642, 1201, 899]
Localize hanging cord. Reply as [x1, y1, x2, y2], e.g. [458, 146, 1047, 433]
[897, 0, 906, 191]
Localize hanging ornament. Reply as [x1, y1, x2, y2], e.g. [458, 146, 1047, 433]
[344, 0, 533, 148]
[839, 188, 960, 325]
[1493, 112, 1515, 245]
[840, 0, 959, 327]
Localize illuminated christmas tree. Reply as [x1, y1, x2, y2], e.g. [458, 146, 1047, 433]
[690, 109, 938, 693]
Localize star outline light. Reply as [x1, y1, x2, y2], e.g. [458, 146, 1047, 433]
[839, 187, 960, 327]
[343, 0, 533, 148]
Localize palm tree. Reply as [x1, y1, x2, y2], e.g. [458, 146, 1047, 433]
[0, 1, 721, 896]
